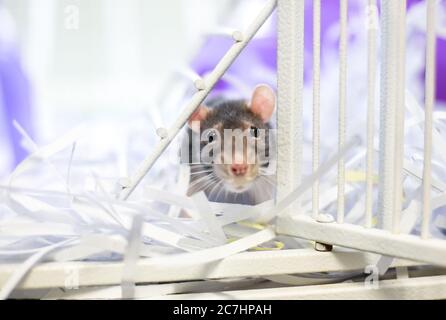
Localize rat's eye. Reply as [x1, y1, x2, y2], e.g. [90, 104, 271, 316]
[250, 126, 260, 138]
[206, 129, 218, 143]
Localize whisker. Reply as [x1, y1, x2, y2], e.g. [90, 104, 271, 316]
[188, 174, 215, 191]
[258, 175, 275, 186]
[190, 169, 214, 176]
[223, 188, 229, 202]
[252, 178, 273, 203]
[250, 183, 259, 203]
[208, 180, 223, 201]
[191, 178, 215, 195]
[256, 183, 267, 203]
[189, 173, 211, 185]
[195, 178, 218, 195]
[260, 179, 274, 198]
[214, 182, 226, 201]
[207, 179, 221, 196]
[189, 164, 213, 169]
[259, 169, 276, 176]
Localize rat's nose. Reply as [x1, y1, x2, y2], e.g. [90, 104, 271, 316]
[231, 164, 248, 176]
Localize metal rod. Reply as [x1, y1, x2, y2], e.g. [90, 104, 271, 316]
[119, 0, 277, 200]
[422, 0, 437, 239]
[378, 0, 399, 231]
[312, 0, 322, 219]
[276, 0, 305, 217]
[365, 0, 378, 228]
[337, 0, 348, 224]
[277, 214, 446, 267]
[392, 0, 407, 234]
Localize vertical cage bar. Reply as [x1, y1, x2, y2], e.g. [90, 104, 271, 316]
[337, 0, 348, 224]
[312, 0, 321, 219]
[277, 0, 305, 217]
[365, 0, 377, 228]
[422, 0, 437, 238]
[378, 0, 399, 231]
[392, 0, 407, 234]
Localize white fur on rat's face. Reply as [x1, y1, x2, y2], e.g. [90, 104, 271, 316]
[210, 129, 263, 193]
[187, 84, 276, 203]
[213, 163, 260, 193]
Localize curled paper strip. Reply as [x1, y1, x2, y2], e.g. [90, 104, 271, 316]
[1, 64, 446, 299]
[0, 238, 75, 300]
[130, 228, 276, 268]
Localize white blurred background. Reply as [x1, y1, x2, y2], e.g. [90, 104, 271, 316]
[3, 0, 237, 140]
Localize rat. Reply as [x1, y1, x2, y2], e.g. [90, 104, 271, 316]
[182, 84, 276, 205]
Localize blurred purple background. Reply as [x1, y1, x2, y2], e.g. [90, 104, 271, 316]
[0, 4, 33, 169]
[1, 0, 445, 174]
[193, 0, 444, 101]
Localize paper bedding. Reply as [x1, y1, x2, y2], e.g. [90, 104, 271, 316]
[1, 0, 446, 299]
[0, 92, 446, 299]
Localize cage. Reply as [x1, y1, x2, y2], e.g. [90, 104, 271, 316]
[0, 0, 445, 300]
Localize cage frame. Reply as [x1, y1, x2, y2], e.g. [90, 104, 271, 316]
[1, 0, 445, 299]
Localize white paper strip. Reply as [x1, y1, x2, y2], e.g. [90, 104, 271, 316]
[9, 123, 84, 182]
[192, 193, 227, 244]
[0, 239, 74, 300]
[119, 0, 277, 200]
[121, 214, 144, 299]
[129, 228, 275, 268]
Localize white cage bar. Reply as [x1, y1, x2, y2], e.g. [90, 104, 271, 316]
[276, 0, 305, 217]
[277, 0, 446, 268]
[378, 0, 400, 232]
[337, 0, 348, 224]
[119, 0, 277, 200]
[116, 0, 446, 268]
[1, 0, 446, 299]
[392, 0, 407, 234]
[312, 0, 321, 219]
[365, 0, 378, 228]
[422, 0, 437, 239]
[0, 249, 424, 290]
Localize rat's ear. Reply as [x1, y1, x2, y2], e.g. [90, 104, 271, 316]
[188, 105, 209, 131]
[250, 84, 276, 123]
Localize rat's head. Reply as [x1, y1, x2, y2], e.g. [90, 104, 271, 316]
[188, 85, 276, 194]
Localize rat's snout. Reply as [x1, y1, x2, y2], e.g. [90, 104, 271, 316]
[214, 159, 259, 193]
[230, 163, 248, 176]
